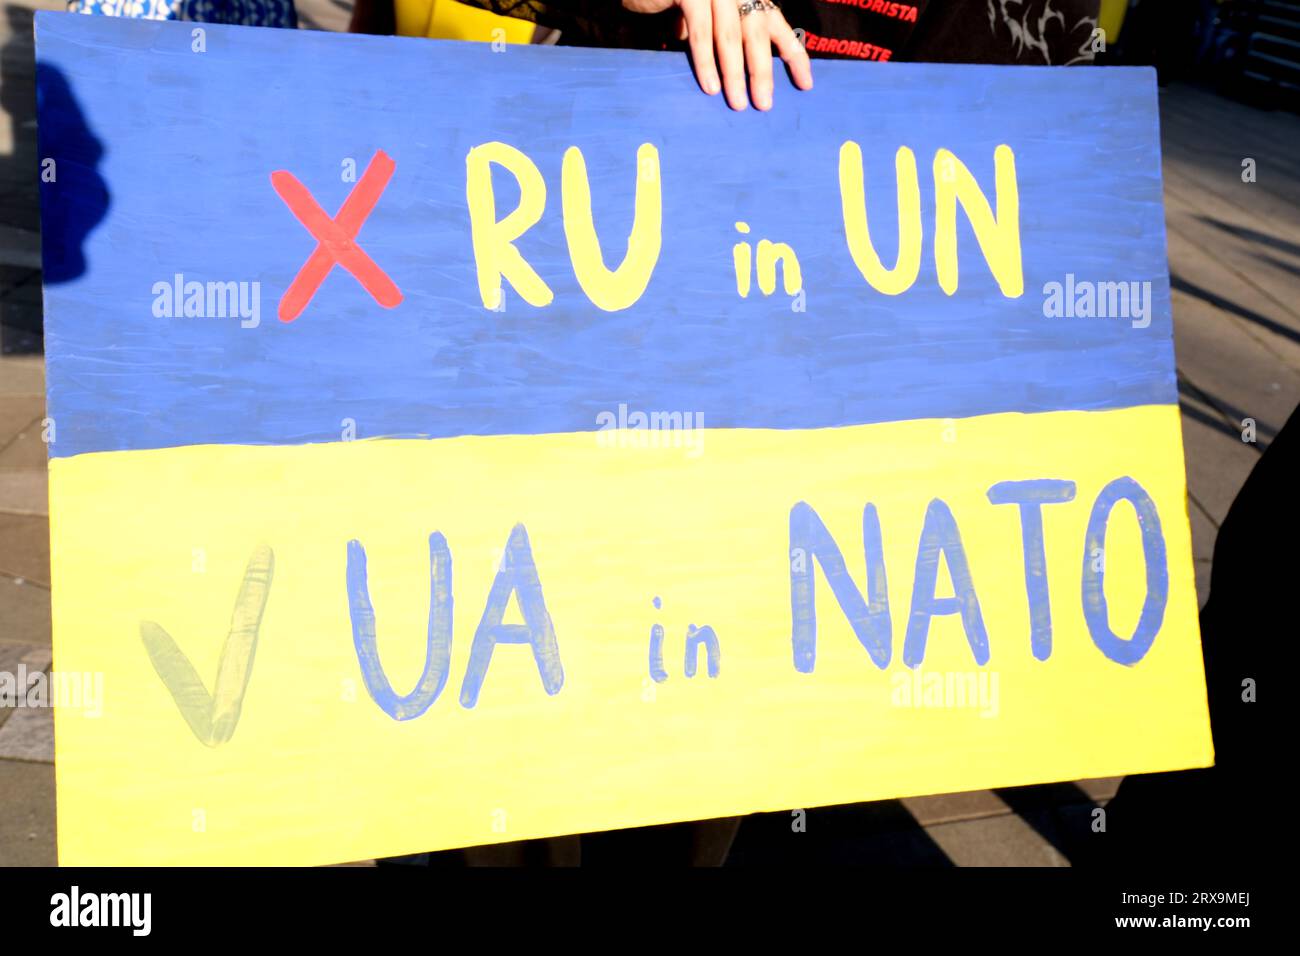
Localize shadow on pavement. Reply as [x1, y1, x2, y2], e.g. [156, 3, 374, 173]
[1172, 272, 1300, 349]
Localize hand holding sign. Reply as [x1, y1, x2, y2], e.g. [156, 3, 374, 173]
[624, 0, 813, 109]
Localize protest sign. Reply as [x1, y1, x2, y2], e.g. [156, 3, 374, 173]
[36, 13, 1211, 865]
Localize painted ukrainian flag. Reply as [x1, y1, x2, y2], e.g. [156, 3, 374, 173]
[37, 14, 1211, 865]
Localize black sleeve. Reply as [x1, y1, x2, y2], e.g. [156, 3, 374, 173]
[906, 1, 1103, 65]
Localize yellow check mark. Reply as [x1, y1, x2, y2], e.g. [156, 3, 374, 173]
[141, 545, 274, 747]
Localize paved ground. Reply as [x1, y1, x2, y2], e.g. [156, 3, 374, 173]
[0, 2, 1294, 866]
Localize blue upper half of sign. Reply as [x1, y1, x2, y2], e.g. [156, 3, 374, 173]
[36, 13, 1176, 458]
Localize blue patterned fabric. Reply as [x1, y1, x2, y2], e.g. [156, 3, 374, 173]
[68, 0, 297, 29]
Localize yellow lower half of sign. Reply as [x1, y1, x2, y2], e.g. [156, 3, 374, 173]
[48, 405, 1211, 865]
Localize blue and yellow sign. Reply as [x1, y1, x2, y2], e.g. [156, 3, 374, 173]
[36, 13, 1210, 865]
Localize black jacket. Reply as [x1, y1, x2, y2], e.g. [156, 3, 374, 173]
[456, 0, 1102, 65]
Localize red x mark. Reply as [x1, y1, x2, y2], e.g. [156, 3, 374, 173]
[272, 149, 403, 323]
